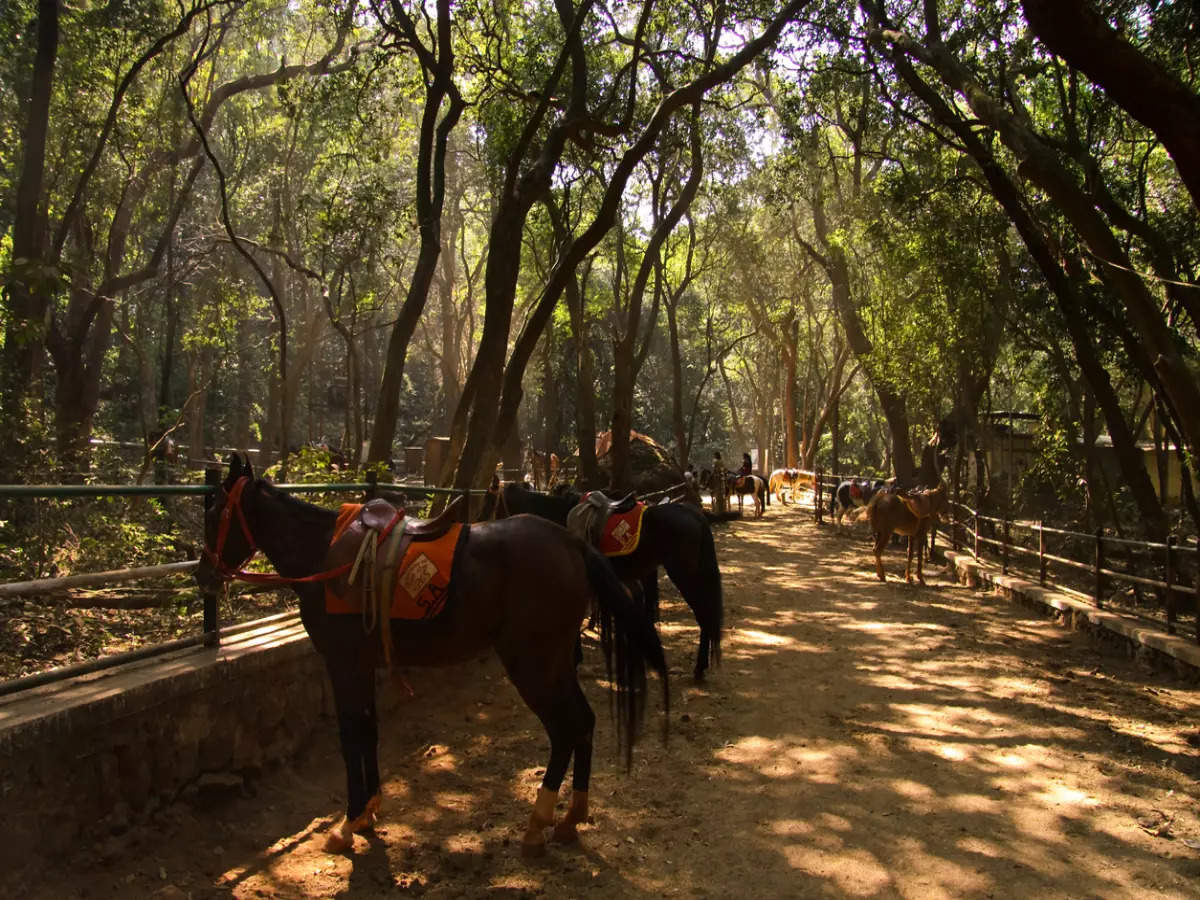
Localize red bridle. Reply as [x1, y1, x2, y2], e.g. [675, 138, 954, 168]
[203, 475, 354, 585]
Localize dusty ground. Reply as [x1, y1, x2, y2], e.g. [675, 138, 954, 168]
[14, 503, 1200, 898]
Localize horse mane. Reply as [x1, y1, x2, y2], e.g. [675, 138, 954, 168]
[256, 479, 339, 528]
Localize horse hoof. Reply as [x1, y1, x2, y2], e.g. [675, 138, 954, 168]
[551, 822, 581, 844]
[521, 839, 548, 859]
[323, 827, 355, 853]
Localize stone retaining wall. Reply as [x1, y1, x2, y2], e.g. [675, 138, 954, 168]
[0, 615, 330, 873]
[943, 550, 1200, 681]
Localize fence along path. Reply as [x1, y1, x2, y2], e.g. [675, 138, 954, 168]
[0, 474, 478, 692]
[804, 468, 1200, 644]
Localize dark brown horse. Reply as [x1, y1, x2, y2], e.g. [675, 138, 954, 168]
[486, 483, 723, 681]
[196, 454, 667, 857]
[865, 483, 947, 584]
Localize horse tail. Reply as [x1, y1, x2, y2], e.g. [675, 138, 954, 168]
[697, 516, 724, 669]
[583, 546, 669, 769]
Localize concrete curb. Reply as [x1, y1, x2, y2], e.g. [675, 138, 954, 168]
[943, 550, 1200, 680]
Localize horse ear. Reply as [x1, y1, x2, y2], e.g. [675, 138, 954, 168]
[242, 452, 255, 480]
[227, 451, 244, 483]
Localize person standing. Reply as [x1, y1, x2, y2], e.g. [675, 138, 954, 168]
[712, 451, 728, 515]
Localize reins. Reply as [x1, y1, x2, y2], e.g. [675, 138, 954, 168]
[204, 476, 353, 585]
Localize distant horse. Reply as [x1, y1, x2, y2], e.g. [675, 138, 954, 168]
[487, 483, 723, 681]
[197, 454, 667, 857]
[865, 483, 947, 583]
[727, 473, 767, 518]
[524, 447, 560, 491]
[831, 478, 886, 525]
[767, 468, 812, 504]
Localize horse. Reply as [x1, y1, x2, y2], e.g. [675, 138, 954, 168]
[831, 478, 886, 525]
[727, 473, 767, 518]
[523, 447, 560, 491]
[196, 454, 667, 857]
[767, 468, 812, 505]
[865, 483, 947, 583]
[485, 482, 723, 681]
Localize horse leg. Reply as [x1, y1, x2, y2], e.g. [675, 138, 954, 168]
[916, 526, 927, 585]
[873, 531, 888, 582]
[323, 657, 382, 853]
[496, 646, 579, 857]
[551, 680, 597, 846]
[905, 535, 915, 584]
[642, 572, 660, 624]
[662, 560, 716, 682]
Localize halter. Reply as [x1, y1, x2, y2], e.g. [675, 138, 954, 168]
[204, 475, 353, 585]
[205, 476, 256, 576]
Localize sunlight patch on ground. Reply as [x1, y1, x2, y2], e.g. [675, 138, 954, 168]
[443, 831, 486, 853]
[887, 835, 994, 899]
[731, 628, 798, 647]
[955, 835, 1006, 858]
[841, 620, 889, 632]
[887, 778, 936, 801]
[781, 844, 893, 895]
[945, 792, 1001, 814]
[1034, 783, 1097, 809]
[989, 749, 1031, 768]
[766, 818, 814, 837]
[937, 744, 969, 762]
[433, 790, 474, 810]
[862, 672, 922, 691]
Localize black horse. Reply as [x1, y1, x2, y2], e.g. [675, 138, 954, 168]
[831, 478, 886, 525]
[486, 483, 723, 681]
[197, 454, 667, 857]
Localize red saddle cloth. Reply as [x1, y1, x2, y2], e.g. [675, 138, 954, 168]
[324, 503, 463, 619]
[598, 503, 646, 557]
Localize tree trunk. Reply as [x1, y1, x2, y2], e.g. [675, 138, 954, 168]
[367, 0, 463, 463]
[782, 318, 799, 467]
[668, 295, 688, 468]
[2, 0, 58, 414]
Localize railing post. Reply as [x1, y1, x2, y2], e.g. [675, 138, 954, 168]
[1038, 520, 1047, 585]
[1002, 516, 1010, 575]
[202, 466, 221, 647]
[1095, 528, 1104, 608]
[973, 509, 979, 560]
[815, 467, 823, 524]
[365, 468, 378, 500]
[952, 473, 961, 551]
[1166, 536, 1177, 635]
[1194, 550, 1200, 645]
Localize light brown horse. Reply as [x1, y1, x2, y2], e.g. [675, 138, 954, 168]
[866, 484, 947, 583]
[767, 468, 813, 504]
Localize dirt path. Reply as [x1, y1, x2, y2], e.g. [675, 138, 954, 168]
[14, 505, 1200, 898]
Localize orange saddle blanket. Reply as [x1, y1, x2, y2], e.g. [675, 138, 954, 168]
[598, 503, 646, 557]
[324, 503, 464, 619]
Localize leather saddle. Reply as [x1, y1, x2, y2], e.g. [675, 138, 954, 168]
[582, 489, 638, 515]
[897, 484, 947, 520]
[326, 494, 466, 598]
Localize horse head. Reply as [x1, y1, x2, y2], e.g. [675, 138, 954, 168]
[197, 452, 260, 588]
